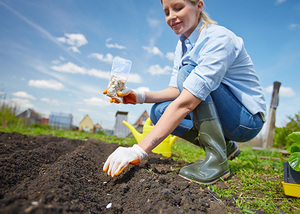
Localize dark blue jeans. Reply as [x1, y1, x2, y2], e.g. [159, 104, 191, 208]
[150, 65, 264, 142]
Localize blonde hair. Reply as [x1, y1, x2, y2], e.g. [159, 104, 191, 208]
[161, 0, 217, 32]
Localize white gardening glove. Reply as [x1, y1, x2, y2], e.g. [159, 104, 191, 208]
[116, 87, 145, 104]
[103, 144, 147, 177]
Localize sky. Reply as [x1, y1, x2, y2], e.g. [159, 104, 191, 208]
[0, 0, 299, 131]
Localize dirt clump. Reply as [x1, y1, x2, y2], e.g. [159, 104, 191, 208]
[0, 131, 244, 213]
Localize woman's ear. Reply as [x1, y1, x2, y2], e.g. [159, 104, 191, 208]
[197, 0, 203, 12]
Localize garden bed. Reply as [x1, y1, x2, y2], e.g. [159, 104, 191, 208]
[0, 131, 259, 213]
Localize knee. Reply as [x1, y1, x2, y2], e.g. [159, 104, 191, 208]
[150, 101, 171, 125]
[150, 103, 160, 125]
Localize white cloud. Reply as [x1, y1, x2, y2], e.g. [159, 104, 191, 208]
[10, 98, 34, 109]
[57, 33, 88, 53]
[40, 98, 60, 105]
[83, 97, 110, 107]
[166, 52, 175, 61]
[135, 87, 150, 93]
[28, 79, 64, 90]
[52, 59, 61, 65]
[143, 46, 174, 60]
[276, 0, 287, 4]
[106, 38, 126, 50]
[88, 53, 114, 63]
[289, 24, 300, 30]
[147, 18, 161, 29]
[12, 91, 36, 100]
[143, 46, 163, 57]
[280, 87, 296, 97]
[57, 33, 88, 47]
[77, 85, 103, 95]
[147, 64, 172, 75]
[87, 69, 110, 79]
[265, 85, 295, 97]
[128, 73, 142, 83]
[50, 60, 142, 83]
[68, 46, 80, 53]
[51, 62, 86, 74]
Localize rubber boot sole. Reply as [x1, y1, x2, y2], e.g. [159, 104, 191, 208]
[227, 148, 241, 161]
[179, 171, 231, 185]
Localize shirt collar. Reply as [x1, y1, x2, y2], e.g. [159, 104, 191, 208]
[180, 20, 204, 47]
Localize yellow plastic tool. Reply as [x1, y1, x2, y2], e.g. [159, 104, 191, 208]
[122, 118, 177, 158]
[282, 182, 300, 198]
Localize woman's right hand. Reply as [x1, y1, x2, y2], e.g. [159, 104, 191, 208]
[117, 88, 146, 104]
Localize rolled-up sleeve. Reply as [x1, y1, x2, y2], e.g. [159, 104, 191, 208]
[168, 41, 182, 88]
[168, 66, 178, 88]
[183, 30, 238, 101]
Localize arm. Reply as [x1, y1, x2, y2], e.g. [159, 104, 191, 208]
[103, 88, 201, 177]
[105, 86, 180, 105]
[144, 86, 180, 103]
[139, 88, 201, 153]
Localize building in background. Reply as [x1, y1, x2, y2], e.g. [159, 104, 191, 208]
[42, 118, 49, 125]
[49, 112, 73, 129]
[79, 114, 94, 132]
[18, 108, 42, 125]
[133, 110, 149, 133]
[93, 123, 102, 134]
[114, 111, 129, 137]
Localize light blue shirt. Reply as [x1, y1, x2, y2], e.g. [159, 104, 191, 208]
[169, 21, 267, 116]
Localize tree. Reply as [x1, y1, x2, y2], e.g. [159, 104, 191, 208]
[273, 112, 300, 149]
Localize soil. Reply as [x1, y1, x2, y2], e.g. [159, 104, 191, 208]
[0, 131, 256, 214]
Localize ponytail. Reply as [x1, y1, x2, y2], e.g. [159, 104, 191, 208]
[199, 11, 217, 32]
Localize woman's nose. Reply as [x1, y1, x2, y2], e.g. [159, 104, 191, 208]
[167, 12, 176, 24]
[170, 11, 176, 19]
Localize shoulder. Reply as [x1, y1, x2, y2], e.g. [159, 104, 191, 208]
[199, 24, 244, 47]
[202, 24, 235, 37]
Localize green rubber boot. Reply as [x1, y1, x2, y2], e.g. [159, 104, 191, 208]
[180, 126, 206, 151]
[179, 102, 230, 184]
[180, 126, 199, 145]
[197, 140, 240, 162]
[226, 140, 241, 160]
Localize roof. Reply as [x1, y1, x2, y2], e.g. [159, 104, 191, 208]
[79, 114, 93, 125]
[94, 123, 102, 129]
[134, 110, 149, 126]
[115, 111, 128, 116]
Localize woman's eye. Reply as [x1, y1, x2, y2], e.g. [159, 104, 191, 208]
[176, 7, 183, 11]
[175, 5, 183, 11]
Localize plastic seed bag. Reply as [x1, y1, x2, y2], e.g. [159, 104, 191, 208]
[106, 57, 132, 103]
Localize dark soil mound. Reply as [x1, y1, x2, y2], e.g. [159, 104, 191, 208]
[0, 131, 243, 213]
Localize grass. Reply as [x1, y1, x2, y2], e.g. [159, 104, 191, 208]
[171, 139, 300, 213]
[0, 104, 299, 213]
[205, 146, 300, 214]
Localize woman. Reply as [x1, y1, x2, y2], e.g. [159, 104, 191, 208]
[103, 0, 266, 185]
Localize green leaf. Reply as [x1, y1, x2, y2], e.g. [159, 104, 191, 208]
[288, 131, 300, 143]
[287, 143, 300, 153]
[290, 145, 300, 153]
[286, 132, 300, 153]
[289, 152, 300, 172]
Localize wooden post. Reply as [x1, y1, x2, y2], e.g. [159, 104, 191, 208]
[263, 81, 281, 149]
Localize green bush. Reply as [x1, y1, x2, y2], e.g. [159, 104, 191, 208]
[273, 112, 300, 149]
[0, 101, 25, 128]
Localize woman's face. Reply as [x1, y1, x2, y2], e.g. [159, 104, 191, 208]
[162, 0, 203, 38]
